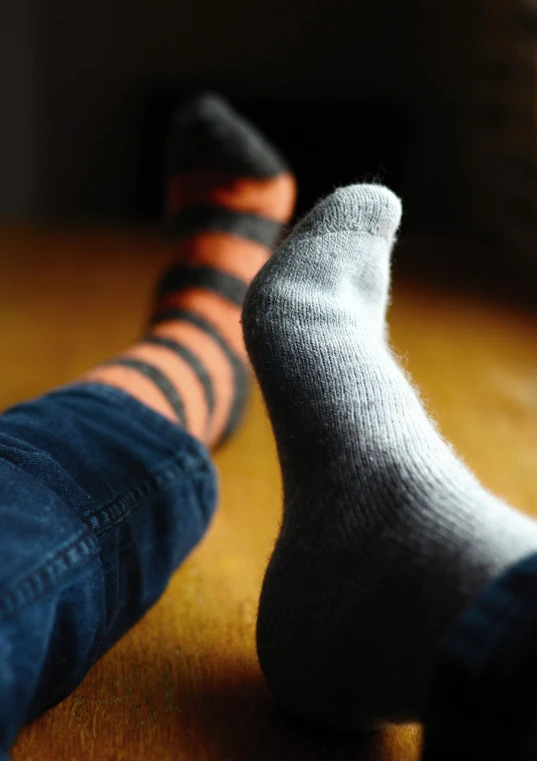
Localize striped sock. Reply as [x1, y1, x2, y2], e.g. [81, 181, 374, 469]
[83, 94, 296, 448]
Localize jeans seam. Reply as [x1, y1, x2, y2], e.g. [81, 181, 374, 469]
[81, 452, 210, 537]
[0, 529, 100, 621]
[0, 451, 209, 621]
[0, 386, 214, 623]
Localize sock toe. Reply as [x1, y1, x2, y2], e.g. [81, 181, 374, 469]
[295, 184, 402, 242]
[244, 184, 401, 343]
[167, 93, 290, 178]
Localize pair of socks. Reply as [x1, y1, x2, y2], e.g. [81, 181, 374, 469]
[74, 95, 537, 730]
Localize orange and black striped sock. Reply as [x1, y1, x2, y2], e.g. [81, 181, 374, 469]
[82, 94, 296, 449]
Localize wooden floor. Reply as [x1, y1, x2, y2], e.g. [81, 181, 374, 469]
[3, 227, 537, 761]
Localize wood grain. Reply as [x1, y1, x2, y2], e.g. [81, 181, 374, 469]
[2, 227, 537, 760]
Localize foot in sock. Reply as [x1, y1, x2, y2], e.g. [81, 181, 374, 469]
[83, 94, 296, 449]
[242, 184, 537, 731]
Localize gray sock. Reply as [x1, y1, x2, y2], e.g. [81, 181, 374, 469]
[242, 184, 537, 732]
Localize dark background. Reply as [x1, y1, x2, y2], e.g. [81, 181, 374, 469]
[0, 0, 479, 231]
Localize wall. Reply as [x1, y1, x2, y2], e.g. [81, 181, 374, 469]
[0, 1, 39, 219]
[0, 0, 406, 222]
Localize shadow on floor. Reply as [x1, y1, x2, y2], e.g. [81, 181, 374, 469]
[177, 663, 422, 761]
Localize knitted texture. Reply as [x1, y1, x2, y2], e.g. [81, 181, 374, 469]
[242, 184, 537, 730]
[84, 94, 296, 448]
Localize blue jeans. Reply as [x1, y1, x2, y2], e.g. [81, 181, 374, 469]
[0, 383, 217, 759]
[1, 381, 536, 759]
[424, 552, 537, 760]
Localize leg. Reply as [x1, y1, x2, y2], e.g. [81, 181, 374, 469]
[424, 551, 537, 760]
[84, 94, 296, 448]
[242, 184, 537, 730]
[0, 383, 215, 756]
[0, 94, 296, 758]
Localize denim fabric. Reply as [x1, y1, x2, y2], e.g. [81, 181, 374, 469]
[0, 383, 217, 759]
[423, 553, 537, 761]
